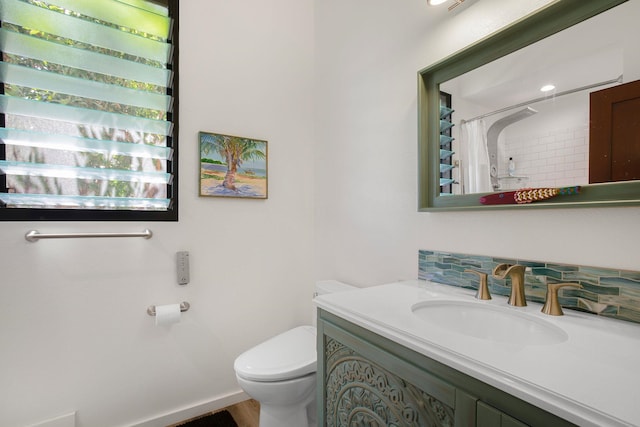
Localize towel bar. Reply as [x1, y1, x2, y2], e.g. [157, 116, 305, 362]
[25, 229, 153, 242]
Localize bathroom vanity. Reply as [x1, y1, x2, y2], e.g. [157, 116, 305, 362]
[315, 281, 640, 427]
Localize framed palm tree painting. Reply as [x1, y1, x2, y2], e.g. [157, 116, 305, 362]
[199, 131, 268, 199]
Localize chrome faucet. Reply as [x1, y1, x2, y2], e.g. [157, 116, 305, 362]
[493, 264, 527, 307]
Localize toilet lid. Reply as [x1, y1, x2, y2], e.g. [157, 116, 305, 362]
[234, 325, 317, 382]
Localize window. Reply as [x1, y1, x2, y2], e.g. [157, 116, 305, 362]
[0, 0, 178, 221]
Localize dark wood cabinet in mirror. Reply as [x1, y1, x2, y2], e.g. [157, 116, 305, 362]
[418, 0, 640, 211]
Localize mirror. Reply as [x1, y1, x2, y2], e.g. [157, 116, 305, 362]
[418, 0, 640, 210]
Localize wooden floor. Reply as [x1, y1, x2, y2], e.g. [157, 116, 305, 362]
[169, 399, 260, 427]
[225, 399, 260, 427]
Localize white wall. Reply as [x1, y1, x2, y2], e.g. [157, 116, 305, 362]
[314, 0, 640, 287]
[0, 1, 315, 426]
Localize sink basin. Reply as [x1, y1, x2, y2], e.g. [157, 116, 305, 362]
[411, 300, 568, 345]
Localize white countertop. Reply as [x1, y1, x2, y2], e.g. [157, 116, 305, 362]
[314, 280, 640, 427]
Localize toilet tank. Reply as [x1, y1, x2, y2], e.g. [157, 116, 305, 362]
[314, 280, 357, 297]
[313, 280, 356, 325]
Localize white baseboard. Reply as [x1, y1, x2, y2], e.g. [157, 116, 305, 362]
[28, 412, 76, 427]
[129, 390, 250, 427]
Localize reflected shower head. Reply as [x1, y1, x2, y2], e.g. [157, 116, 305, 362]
[486, 107, 538, 189]
[490, 107, 538, 131]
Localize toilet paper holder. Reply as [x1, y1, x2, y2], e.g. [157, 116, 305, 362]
[147, 301, 190, 316]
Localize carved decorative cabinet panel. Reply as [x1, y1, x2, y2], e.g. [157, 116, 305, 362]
[325, 338, 454, 427]
[317, 309, 576, 427]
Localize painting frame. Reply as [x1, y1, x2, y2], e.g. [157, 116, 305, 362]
[199, 131, 268, 199]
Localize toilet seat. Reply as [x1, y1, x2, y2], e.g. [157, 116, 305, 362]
[234, 325, 317, 382]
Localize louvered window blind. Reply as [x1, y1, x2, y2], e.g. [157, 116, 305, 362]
[0, 0, 178, 221]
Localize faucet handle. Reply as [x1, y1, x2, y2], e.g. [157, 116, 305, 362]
[465, 269, 491, 300]
[541, 282, 582, 316]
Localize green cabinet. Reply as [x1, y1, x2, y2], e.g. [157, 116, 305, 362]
[317, 309, 576, 427]
[477, 401, 528, 427]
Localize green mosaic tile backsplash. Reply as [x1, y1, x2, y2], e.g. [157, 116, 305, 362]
[418, 250, 640, 324]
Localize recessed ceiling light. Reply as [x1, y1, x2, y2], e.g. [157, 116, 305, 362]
[428, 0, 448, 5]
[540, 84, 556, 92]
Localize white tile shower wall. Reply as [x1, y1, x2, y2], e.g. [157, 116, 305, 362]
[500, 125, 588, 189]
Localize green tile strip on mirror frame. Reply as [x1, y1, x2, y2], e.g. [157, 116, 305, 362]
[418, 250, 640, 324]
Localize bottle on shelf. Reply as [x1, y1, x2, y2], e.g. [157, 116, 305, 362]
[508, 157, 516, 177]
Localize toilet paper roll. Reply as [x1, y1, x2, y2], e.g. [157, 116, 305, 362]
[155, 303, 181, 326]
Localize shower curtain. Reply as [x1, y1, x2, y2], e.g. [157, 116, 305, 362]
[459, 119, 492, 194]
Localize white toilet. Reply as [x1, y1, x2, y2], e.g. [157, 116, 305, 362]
[233, 280, 355, 427]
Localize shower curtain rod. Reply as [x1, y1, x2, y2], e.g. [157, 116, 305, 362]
[461, 75, 623, 123]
